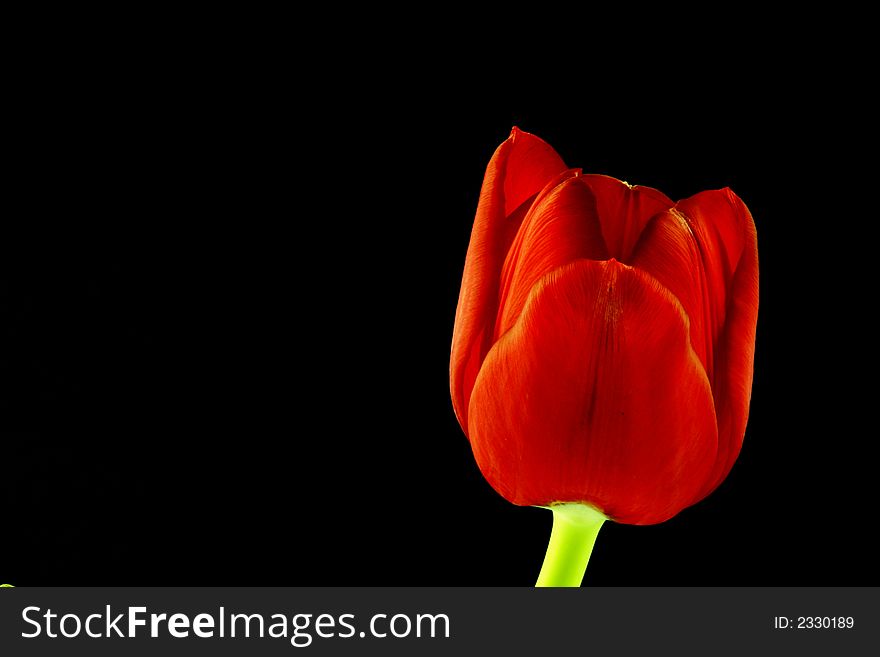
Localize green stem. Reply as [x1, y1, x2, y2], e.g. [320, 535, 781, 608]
[536, 503, 606, 587]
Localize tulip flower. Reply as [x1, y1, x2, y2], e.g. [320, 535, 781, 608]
[450, 128, 758, 586]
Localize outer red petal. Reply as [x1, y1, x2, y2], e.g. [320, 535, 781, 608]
[450, 128, 567, 435]
[467, 259, 718, 525]
[580, 174, 674, 262]
[494, 173, 609, 339]
[681, 190, 758, 499]
[631, 208, 714, 373]
[632, 189, 758, 502]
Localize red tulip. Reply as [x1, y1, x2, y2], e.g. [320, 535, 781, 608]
[450, 128, 758, 528]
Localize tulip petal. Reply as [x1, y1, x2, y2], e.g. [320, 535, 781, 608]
[502, 127, 572, 216]
[630, 208, 713, 372]
[451, 128, 568, 435]
[580, 174, 674, 262]
[494, 173, 610, 338]
[632, 189, 758, 501]
[680, 190, 758, 499]
[468, 259, 718, 524]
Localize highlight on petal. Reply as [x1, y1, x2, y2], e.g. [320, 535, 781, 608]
[468, 259, 719, 524]
[450, 128, 567, 435]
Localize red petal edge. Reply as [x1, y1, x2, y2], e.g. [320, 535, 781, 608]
[450, 129, 567, 435]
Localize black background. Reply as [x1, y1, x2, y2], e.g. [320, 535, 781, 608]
[2, 45, 876, 586]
